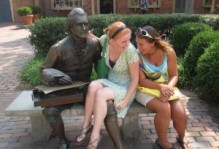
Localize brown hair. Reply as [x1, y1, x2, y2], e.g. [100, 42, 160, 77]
[103, 21, 131, 39]
[136, 26, 172, 52]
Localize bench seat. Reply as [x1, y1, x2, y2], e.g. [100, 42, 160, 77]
[5, 90, 152, 142]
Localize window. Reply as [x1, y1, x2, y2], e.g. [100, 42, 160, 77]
[202, 0, 212, 7]
[51, 0, 85, 10]
[128, 0, 161, 8]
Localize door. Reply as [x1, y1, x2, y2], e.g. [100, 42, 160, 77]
[0, 0, 12, 22]
[174, 0, 185, 13]
[100, 0, 113, 14]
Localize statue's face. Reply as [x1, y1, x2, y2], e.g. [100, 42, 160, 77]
[70, 15, 89, 39]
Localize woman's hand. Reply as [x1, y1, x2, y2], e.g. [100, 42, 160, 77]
[160, 84, 174, 97]
[87, 30, 98, 39]
[159, 94, 170, 102]
[115, 100, 127, 110]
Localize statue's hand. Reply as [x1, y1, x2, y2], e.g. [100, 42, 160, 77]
[54, 74, 73, 85]
[41, 68, 73, 85]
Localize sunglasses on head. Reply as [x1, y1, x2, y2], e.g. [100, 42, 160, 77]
[137, 28, 153, 39]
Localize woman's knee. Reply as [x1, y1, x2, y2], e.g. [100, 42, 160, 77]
[88, 81, 102, 92]
[157, 102, 171, 117]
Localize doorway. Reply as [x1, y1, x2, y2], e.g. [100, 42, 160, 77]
[100, 0, 113, 14]
[174, 0, 185, 13]
[0, 0, 12, 22]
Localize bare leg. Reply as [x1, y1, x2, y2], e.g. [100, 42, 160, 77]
[146, 98, 173, 148]
[171, 100, 187, 141]
[89, 87, 115, 147]
[83, 81, 104, 129]
[76, 81, 104, 143]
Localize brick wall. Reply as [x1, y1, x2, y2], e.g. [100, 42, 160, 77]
[12, 0, 218, 22]
[12, 0, 40, 22]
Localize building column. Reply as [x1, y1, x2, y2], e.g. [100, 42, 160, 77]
[211, 0, 216, 13]
[185, 0, 194, 14]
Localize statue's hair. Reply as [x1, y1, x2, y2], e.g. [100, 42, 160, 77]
[65, 8, 88, 33]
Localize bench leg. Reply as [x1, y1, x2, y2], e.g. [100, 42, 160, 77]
[121, 114, 140, 141]
[30, 115, 52, 141]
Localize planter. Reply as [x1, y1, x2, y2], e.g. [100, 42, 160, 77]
[21, 15, 33, 25]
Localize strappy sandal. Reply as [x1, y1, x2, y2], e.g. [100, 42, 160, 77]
[87, 135, 102, 149]
[75, 124, 93, 145]
[154, 139, 177, 149]
[176, 138, 191, 149]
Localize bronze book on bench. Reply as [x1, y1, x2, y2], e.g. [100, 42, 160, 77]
[32, 81, 88, 107]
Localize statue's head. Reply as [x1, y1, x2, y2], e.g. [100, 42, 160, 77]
[66, 8, 89, 39]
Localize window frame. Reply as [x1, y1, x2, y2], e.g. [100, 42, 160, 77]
[51, 0, 85, 10]
[202, 0, 212, 7]
[128, 0, 161, 8]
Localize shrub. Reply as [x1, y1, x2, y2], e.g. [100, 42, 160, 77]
[20, 57, 44, 86]
[28, 17, 66, 56]
[183, 30, 219, 87]
[169, 22, 212, 56]
[17, 6, 32, 16]
[193, 41, 219, 101]
[30, 6, 41, 14]
[177, 56, 185, 87]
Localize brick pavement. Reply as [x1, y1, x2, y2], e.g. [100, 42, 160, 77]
[0, 23, 219, 149]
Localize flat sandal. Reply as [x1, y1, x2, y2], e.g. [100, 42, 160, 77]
[176, 138, 191, 149]
[154, 139, 177, 149]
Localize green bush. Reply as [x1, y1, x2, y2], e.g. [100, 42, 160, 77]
[17, 6, 32, 16]
[183, 30, 219, 87]
[20, 57, 44, 86]
[29, 14, 201, 55]
[177, 56, 185, 87]
[169, 22, 212, 56]
[30, 6, 41, 14]
[28, 17, 66, 56]
[193, 41, 219, 101]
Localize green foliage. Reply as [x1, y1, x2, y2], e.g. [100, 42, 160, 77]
[177, 56, 185, 87]
[183, 31, 219, 86]
[193, 42, 219, 101]
[169, 22, 212, 56]
[89, 14, 201, 45]
[28, 17, 66, 56]
[17, 7, 32, 16]
[20, 57, 44, 86]
[30, 6, 41, 14]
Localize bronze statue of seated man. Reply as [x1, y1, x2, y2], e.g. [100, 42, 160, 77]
[39, 8, 131, 149]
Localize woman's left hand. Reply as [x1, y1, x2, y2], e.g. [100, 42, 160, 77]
[115, 100, 127, 110]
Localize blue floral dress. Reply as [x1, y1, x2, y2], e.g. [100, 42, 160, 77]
[97, 35, 139, 118]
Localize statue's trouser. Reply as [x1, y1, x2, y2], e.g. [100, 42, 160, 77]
[43, 107, 70, 149]
[105, 100, 127, 149]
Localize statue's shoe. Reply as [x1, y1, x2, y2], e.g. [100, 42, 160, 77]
[59, 141, 70, 149]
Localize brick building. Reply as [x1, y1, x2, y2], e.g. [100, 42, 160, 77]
[1, 0, 219, 23]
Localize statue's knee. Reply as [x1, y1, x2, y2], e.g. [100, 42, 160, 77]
[106, 100, 117, 119]
[43, 107, 61, 123]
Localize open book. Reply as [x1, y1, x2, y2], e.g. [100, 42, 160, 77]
[35, 81, 89, 94]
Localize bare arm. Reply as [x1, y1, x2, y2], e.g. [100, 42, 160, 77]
[115, 60, 139, 110]
[139, 48, 178, 99]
